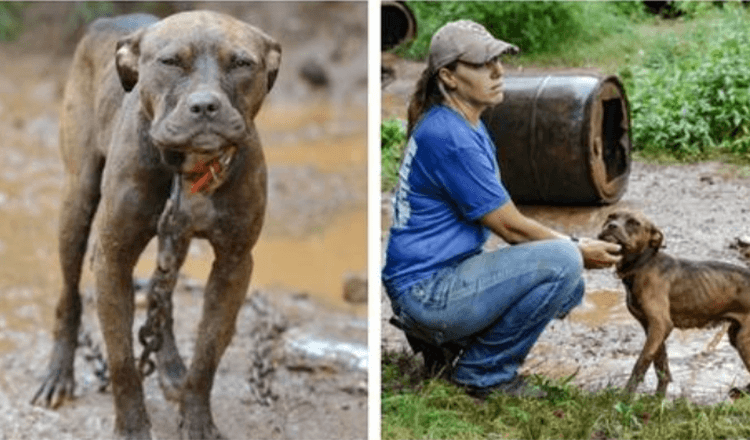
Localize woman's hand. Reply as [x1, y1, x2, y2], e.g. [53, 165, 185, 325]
[577, 237, 621, 269]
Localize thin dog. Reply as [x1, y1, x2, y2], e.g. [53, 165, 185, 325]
[598, 210, 750, 396]
[31, 11, 280, 440]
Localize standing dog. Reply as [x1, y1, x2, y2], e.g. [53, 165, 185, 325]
[31, 11, 280, 439]
[598, 210, 750, 396]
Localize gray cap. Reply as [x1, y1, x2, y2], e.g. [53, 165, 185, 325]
[427, 20, 519, 75]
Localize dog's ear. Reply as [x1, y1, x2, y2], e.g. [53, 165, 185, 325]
[115, 29, 146, 92]
[263, 36, 281, 93]
[649, 226, 664, 249]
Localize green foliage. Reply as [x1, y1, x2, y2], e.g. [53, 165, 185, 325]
[624, 8, 750, 160]
[381, 118, 407, 192]
[607, 1, 650, 21]
[396, 1, 636, 59]
[0, 3, 27, 41]
[675, 0, 733, 19]
[66, 2, 116, 31]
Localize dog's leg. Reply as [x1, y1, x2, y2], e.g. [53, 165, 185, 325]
[653, 343, 672, 396]
[32, 155, 104, 408]
[93, 178, 165, 440]
[634, 317, 672, 396]
[178, 244, 254, 440]
[728, 320, 750, 394]
[626, 296, 673, 393]
[95, 229, 155, 440]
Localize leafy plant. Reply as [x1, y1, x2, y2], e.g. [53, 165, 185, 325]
[381, 118, 407, 192]
[624, 8, 750, 160]
[0, 3, 27, 41]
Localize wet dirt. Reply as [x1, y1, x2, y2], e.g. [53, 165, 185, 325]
[0, 3, 366, 439]
[381, 55, 750, 405]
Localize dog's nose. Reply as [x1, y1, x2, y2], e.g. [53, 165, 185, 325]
[187, 91, 221, 118]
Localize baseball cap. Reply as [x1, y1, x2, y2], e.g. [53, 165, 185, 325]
[427, 20, 520, 75]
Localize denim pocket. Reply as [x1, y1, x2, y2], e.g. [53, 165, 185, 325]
[406, 265, 456, 311]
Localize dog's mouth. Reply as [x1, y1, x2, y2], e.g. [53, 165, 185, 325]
[151, 114, 246, 152]
[599, 228, 637, 255]
[598, 228, 626, 246]
[155, 130, 235, 153]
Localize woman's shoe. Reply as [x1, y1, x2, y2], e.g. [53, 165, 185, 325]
[465, 375, 547, 400]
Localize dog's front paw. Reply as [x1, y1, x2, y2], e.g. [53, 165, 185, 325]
[31, 340, 77, 408]
[116, 427, 152, 440]
[730, 386, 750, 400]
[178, 414, 225, 440]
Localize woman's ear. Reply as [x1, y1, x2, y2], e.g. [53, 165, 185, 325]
[437, 66, 456, 90]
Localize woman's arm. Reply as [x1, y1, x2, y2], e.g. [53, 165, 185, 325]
[480, 200, 564, 243]
[480, 201, 621, 269]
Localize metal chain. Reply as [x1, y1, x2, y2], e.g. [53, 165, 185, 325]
[137, 173, 184, 379]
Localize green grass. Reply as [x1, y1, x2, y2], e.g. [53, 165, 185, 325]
[382, 349, 750, 440]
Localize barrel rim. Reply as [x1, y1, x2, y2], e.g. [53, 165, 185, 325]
[582, 74, 632, 204]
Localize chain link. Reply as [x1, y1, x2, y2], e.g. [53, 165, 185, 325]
[137, 174, 184, 379]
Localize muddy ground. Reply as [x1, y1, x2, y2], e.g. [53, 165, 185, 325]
[0, 3, 366, 440]
[381, 56, 750, 405]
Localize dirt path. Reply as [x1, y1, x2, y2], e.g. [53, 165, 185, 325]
[381, 55, 750, 405]
[0, 3, 367, 439]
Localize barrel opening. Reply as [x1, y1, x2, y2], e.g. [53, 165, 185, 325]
[382, 2, 416, 51]
[602, 98, 628, 183]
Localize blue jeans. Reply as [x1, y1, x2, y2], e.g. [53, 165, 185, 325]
[385, 239, 584, 388]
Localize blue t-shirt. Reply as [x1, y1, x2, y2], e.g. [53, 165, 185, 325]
[382, 105, 511, 291]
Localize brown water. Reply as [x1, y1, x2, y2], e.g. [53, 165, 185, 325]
[569, 289, 631, 327]
[0, 51, 367, 355]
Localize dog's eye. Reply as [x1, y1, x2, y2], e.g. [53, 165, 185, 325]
[229, 56, 255, 70]
[626, 218, 641, 228]
[159, 56, 182, 67]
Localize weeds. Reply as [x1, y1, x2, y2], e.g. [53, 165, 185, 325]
[624, 7, 750, 160]
[382, 348, 750, 439]
[381, 118, 407, 192]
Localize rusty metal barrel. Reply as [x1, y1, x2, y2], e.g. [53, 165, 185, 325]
[482, 74, 631, 205]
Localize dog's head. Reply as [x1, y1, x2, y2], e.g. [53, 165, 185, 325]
[598, 210, 664, 257]
[114, 10, 281, 159]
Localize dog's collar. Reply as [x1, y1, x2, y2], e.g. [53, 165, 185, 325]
[180, 147, 237, 195]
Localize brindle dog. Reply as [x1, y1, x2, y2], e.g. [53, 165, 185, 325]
[30, 11, 280, 440]
[598, 210, 750, 397]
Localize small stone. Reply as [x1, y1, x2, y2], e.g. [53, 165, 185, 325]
[737, 236, 750, 248]
[299, 58, 329, 88]
[342, 272, 367, 304]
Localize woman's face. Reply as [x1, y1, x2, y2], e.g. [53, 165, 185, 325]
[440, 57, 505, 111]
